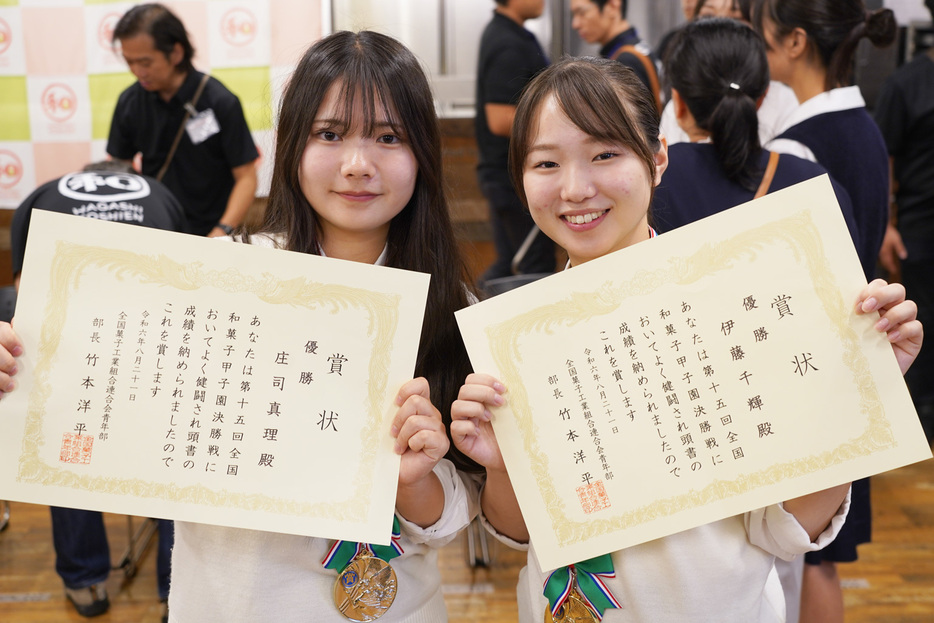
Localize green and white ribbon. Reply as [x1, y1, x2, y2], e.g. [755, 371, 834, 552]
[543, 554, 622, 620]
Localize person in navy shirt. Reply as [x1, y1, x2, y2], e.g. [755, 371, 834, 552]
[754, 1, 899, 621]
[652, 18, 857, 254]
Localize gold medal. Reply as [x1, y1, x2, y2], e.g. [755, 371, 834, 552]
[333, 549, 397, 622]
[544, 591, 598, 623]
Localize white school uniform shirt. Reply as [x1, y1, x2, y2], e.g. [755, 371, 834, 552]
[482, 491, 849, 623]
[488, 240, 850, 622]
[168, 233, 480, 623]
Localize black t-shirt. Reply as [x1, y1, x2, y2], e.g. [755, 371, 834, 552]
[10, 170, 188, 276]
[874, 52, 934, 238]
[107, 70, 259, 236]
[474, 11, 549, 188]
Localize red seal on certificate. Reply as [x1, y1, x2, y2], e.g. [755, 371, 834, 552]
[576, 480, 610, 514]
[60, 433, 94, 464]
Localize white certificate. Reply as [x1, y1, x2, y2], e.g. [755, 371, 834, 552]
[456, 175, 932, 571]
[0, 210, 430, 546]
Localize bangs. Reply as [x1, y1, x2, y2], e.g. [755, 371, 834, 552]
[329, 68, 406, 139]
[549, 67, 648, 150]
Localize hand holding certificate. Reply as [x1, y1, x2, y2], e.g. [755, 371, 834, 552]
[0, 210, 429, 546]
[455, 176, 930, 572]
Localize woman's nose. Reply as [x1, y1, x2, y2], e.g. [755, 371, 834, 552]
[341, 142, 375, 178]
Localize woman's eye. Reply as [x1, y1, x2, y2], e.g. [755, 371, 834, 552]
[595, 152, 617, 161]
[318, 130, 339, 141]
[377, 134, 401, 145]
[533, 160, 558, 169]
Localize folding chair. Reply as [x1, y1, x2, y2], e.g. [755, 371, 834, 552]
[465, 516, 492, 568]
[113, 517, 159, 579]
[481, 225, 552, 297]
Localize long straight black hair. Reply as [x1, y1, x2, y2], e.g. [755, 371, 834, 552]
[257, 31, 480, 472]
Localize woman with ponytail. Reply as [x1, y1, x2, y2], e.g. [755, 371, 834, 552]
[651, 17, 857, 242]
[756, 0, 895, 282]
[752, 1, 898, 621]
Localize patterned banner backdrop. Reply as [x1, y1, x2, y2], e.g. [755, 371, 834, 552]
[0, 0, 324, 208]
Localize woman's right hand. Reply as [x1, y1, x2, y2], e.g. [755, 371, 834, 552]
[452, 372, 529, 542]
[0, 321, 23, 400]
[450, 373, 507, 471]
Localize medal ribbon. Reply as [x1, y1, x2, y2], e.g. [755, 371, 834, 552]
[543, 554, 622, 620]
[322, 516, 404, 572]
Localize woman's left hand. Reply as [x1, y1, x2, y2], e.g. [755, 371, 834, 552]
[390, 377, 449, 487]
[857, 278, 922, 376]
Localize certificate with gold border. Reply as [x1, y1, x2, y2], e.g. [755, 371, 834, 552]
[456, 176, 932, 572]
[0, 210, 429, 546]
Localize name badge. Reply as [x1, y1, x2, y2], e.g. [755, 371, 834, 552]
[185, 104, 220, 145]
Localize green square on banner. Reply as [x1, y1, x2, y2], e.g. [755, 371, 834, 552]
[0, 0, 18, 6]
[0, 76, 29, 141]
[211, 66, 273, 133]
[88, 72, 137, 141]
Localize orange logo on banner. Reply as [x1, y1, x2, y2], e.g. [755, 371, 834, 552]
[41, 83, 78, 123]
[0, 150, 24, 189]
[98, 13, 121, 52]
[0, 18, 12, 56]
[221, 8, 257, 47]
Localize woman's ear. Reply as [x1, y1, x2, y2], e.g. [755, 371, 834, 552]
[653, 135, 669, 187]
[670, 89, 700, 136]
[786, 26, 809, 61]
[671, 89, 688, 120]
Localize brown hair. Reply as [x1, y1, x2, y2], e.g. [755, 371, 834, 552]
[255, 31, 480, 472]
[508, 56, 661, 208]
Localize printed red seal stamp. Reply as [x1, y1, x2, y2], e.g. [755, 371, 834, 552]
[576, 480, 610, 514]
[60, 433, 94, 464]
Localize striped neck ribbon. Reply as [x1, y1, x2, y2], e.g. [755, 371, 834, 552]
[543, 554, 622, 620]
[322, 516, 404, 572]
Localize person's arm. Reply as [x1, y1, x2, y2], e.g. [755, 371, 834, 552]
[783, 278, 921, 539]
[878, 157, 906, 280]
[782, 484, 851, 542]
[485, 103, 517, 138]
[481, 461, 528, 542]
[451, 373, 529, 542]
[391, 377, 449, 528]
[207, 161, 257, 237]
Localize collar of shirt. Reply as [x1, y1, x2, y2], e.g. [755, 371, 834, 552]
[779, 85, 865, 134]
[145, 69, 203, 109]
[493, 10, 548, 62]
[318, 244, 389, 266]
[600, 27, 640, 60]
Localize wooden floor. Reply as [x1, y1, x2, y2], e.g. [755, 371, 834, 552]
[2, 239, 934, 622]
[2, 454, 934, 622]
